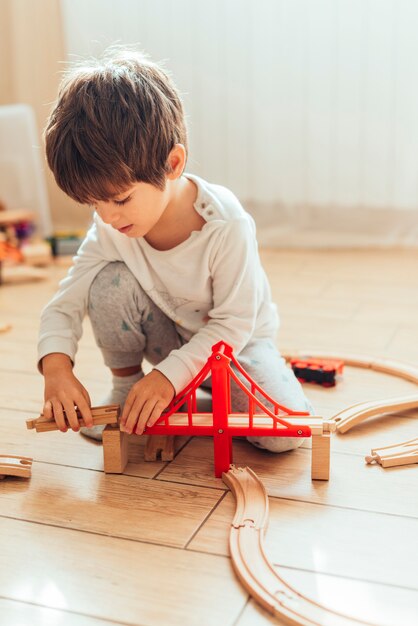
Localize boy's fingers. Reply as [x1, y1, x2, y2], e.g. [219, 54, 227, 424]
[123, 398, 143, 434]
[120, 392, 134, 426]
[62, 400, 80, 431]
[43, 400, 53, 420]
[146, 401, 166, 428]
[77, 395, 93, 428]
[51, 400, 67, 432]
[121, 391, 140, 430]
[81, 387, 91, 407]
[135, 399, 156, 435]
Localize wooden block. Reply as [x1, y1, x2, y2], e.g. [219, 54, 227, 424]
[103, 425, 129, 473]
[311, 433, 331, 480]
[144, 435, 175, 461]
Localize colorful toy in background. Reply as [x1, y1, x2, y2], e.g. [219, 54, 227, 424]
[47, 231, 85, 257]
[0, 210, 51, 263]
[0, 202, 52, 284]
[290, 357, 345, 387]
[0, 208, 34, 269]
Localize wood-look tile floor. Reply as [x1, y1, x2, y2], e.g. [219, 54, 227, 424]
[0, 249, 417, 626]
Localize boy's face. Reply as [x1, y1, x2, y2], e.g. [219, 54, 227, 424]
[92, 180, 170, 238]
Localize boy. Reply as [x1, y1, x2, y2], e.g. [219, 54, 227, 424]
[39, 47, 311, 452]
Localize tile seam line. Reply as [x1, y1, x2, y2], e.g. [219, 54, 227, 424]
[2, 512, 417, 594]
[0, 594, 145, 626]
[4, 461, 418, 519]
[184, 490, 229, 549]
[267, 562, 418, 595]
[266, 494, 418, 521]
[231, 596, 251, 626]
[0, 512, 232, 558]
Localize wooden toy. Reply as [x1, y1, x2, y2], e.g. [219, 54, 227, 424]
[290, 357, 344, 387]
[223, 465, 366, 625]
[0, 209, 34, 275]
[365, 438, 418, 468]
[311, 431, 331, 480]
[26, 404, 119, 433]
[332, 394, 418, 434]
[103, 425, 129, 473]
[0, 455, 33, 479]
[102, 341, 334, 480]
[144, 435, 175, 461]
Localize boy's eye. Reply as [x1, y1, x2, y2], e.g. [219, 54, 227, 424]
[114, 195, 132, 206]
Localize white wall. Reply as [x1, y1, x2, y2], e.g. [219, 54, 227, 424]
[60, 0, 418, 246]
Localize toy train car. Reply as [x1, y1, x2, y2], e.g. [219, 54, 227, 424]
[290, 358, 344, 387]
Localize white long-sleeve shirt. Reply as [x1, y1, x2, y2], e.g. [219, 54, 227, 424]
[38, 173, 279, 393]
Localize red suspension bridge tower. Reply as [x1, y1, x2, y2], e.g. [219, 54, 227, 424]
[144, 341, 313, 476]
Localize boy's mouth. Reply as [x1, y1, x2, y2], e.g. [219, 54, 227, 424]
[117, 224, 133, 234]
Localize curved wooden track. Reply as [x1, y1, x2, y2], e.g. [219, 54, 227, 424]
[283, 351, 418, 434]
[223, 466, 375, 626]
[332, 395, 418, 434]
[0, 455, 32, 479]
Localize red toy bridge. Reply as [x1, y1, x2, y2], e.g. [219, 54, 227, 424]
[146, 341, 312, 476]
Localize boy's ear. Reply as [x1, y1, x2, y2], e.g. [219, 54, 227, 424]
[166, 144, 186, 179]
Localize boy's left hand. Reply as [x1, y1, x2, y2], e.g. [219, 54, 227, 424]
[120, 370, 175, 435]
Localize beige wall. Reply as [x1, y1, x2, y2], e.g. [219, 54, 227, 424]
[0, 0, 91, 232]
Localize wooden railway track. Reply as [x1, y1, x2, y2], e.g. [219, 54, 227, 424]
[331, 394, 418, 434]
[284, 351, 418, 434]
[0, 455, 32, 479]
[223, 466, 377, 626]
[26, 404, 119, 432]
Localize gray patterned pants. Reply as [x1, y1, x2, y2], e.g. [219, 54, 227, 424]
[88, 262, 313, 452]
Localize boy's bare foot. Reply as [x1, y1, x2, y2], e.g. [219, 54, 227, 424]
[79, 370, 144, 442]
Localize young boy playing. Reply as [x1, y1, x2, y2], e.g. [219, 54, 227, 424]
[39, 47, 312, 452]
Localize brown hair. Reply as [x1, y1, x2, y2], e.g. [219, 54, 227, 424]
[45, 47, 188, 204]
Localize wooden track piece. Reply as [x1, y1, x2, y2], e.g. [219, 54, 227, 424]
[332, 395, 418, 434]
[141, 413, 333, 434]
[283, 351, 418, 385]
[144, 435, 175, 461]
[0, 455, 33, 479]
[103, 425, 129, 473]
[365, 437, 418, 468]
[26, 404, 119, 432]
[284, 351, 418, 435]
[223, 466, 373, 626]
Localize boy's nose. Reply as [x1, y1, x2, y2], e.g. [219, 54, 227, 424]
[96, 204, 120, 226]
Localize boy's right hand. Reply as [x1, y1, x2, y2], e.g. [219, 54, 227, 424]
[41, 353, 93, 432]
